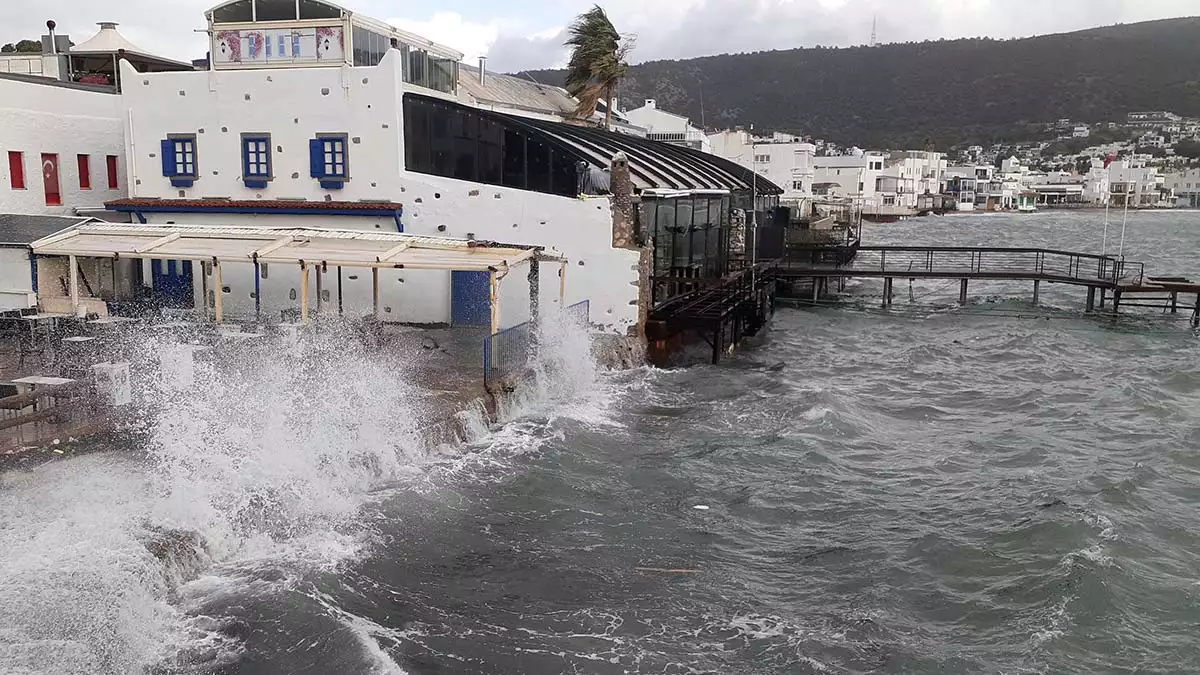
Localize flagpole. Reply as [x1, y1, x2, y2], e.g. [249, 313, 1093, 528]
[1118, 184, 1131, 259]
[1101, 166, 1110, 258]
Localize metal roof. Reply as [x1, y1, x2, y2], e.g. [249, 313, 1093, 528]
[510, 115, 782, 194]
[31, 223, 547, 272]
[406, 92, 782, 195]
[0, 214, 93, 247]
[457, 64, 577, 118]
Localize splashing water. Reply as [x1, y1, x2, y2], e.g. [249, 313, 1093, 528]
[0, 312, 605, 675]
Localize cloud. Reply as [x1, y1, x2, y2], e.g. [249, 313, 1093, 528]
[386, 12, 501, 62]
[0, 0, 212, 62]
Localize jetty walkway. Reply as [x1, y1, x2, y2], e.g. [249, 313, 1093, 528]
[768, 245, 1200, 315]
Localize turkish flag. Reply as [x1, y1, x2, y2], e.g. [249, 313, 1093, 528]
[41, 153, 61, 206]
[1103, 153, 1117, 169]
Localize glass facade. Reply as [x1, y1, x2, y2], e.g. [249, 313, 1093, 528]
[403, 94, 581, 197]
[640, 194, 734, 307]
[351, 26, 455, 94]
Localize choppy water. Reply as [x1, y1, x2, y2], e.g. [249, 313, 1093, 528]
[3, 211, 1200, 674]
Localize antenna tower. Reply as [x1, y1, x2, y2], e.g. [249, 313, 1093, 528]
[870, 15, 877, 47]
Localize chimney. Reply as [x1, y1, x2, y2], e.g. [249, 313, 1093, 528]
[46, 20, 58, 55]
[645, 98, 655, 109]
[478, 56, 487, 86]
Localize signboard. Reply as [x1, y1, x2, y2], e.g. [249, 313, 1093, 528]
[213, 25, 344, 67]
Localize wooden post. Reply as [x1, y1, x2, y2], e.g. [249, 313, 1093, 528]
[254, 261, 261, 319]
[811, 276, 819, 303]
[883, 277, 894, 306]
[213, 261, 223, 324]
[1111, 288, 1121, 315]
[371, 267, 380, 318]
[337, 266, 344, 316]
[1170, 291, 1178, 314]
[1086, 286, 1096, 312]
[559, 261, 567, 302]
[489, 270, 500, 334]
[959, 278, 968, 305]
[300, 262, 310, 323]
[200, 261, 209, 320]
[1098, 288, 1106, 308]
[1032, 279, 1040, 306]
[68, 255, 79, 314]
[315, 265, 323, 315]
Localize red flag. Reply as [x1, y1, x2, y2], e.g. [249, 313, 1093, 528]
[1103, 153, 1117, 169]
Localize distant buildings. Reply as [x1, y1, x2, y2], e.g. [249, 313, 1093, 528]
[1164, 168, 1200, 207]
[623, 99, 709, 152]
[707, 129, 814, 202]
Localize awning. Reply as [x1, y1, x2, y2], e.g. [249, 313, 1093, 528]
[30, 223, 553, 272]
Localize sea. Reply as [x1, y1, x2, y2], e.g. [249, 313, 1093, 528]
[2, 210, 1200, 674]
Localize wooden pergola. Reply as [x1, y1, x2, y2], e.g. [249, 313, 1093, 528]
[30, 223, 566, 331]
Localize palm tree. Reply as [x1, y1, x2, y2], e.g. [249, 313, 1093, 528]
[563, 5, 632, 130]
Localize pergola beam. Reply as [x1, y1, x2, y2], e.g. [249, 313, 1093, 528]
[134, 232, 181, 253]
[254, 235, 299, 258]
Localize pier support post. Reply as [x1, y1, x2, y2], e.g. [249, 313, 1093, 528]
[711, 324, 722, 365]
[1086, 286, 1096, 312]
[300, 262, 310, 323]
[337, 266, 344, 316]
[1193, 293, 1200, 328]
[559, 261, 567, 302]
[812, 276, 819, 304]
[213, 261, 223, 324]
[371, 267, 379, 318]
[1032, 279, 1040, 306]
[883, 277, 894, 306]
[254, 261, 262, 319]
[1111, 288, 1122, 315]
[1171, 291, 1178, 314]
[1098, 288, 1106, 309]
[959, 278, 968, 305]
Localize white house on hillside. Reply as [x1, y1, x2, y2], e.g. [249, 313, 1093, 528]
[708, 129, 815, 202]
[623, 99, 709, 152]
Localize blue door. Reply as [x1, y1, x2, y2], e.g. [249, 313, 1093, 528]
[151, 259, 194, 307]
[451, 271, 490, 326]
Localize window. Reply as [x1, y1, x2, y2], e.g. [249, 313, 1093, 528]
[8, 151, 25, 189]
[77, 154, 91, 189]
[41, 153, 61, 206]
[309, 133, 348, 189]
[754, 154, 770, 163]
[792, 181, 804, 191]
[106, 155, 119, 189]
[211, 0, 252, 23]
[160, 135, 198, 187]
[241, 134, 272, 188]
[255, 0, 297, 21]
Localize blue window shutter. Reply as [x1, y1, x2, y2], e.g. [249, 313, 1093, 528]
[309, 139, 324, 178]
[241, 138, 251, 178]
[160, 139, 176, 176]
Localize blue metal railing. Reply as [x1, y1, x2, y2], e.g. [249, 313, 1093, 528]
[483, 300, 589, 386]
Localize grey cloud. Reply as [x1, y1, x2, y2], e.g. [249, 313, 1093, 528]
[488, 0, 1198, 70]
[0, 0, 212, 61]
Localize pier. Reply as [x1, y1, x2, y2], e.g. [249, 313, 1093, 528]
[771, 245, 1165, 314]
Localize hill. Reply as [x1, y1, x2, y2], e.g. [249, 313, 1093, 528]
[519, 17, 1200, 149]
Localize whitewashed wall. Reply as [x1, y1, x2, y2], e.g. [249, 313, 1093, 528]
[121, 52, 639, 333]
[0, 78, 126, 215]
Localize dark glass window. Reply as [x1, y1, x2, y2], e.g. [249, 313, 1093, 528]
[299, 0, 341, 19]
[452, 110, 478, 181]
[352, 26, 368, 66]
[550, 150, 577, 197]
[478, 120, 503, 185]
[255, 0, 297, 21]
[526, 138, 550, 193]
[501, 129, 526, 189]
[404, 98, 431, 173]
[408, 50, 428, 88]
[211, 0, 253, 22]
[429, 103, 453, 177]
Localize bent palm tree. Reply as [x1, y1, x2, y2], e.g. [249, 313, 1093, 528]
[564, 5, 632, 130]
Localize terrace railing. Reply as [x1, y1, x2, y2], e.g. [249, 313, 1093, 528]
[483, 300, 590, 386]
[777, 246, 1144, 287]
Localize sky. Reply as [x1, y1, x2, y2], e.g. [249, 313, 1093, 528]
[3, 0, 1197, 72]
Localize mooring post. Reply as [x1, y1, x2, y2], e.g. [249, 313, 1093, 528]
[959, 278, 968, 305]
[1086, 286, 1096, 312]
[1032, 279, 1040, 306]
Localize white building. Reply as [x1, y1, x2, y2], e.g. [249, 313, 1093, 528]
[0, 74, 128, 216]
[1106, 158, 1167, 207]
[0, 21, 192, 88]
[1072, 125, 1091, 138]
[96, 0, 776, 336]
[623, 99, 709, 152]
[1164, 168, 1200, 208]
[707, 129, 815, 202]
